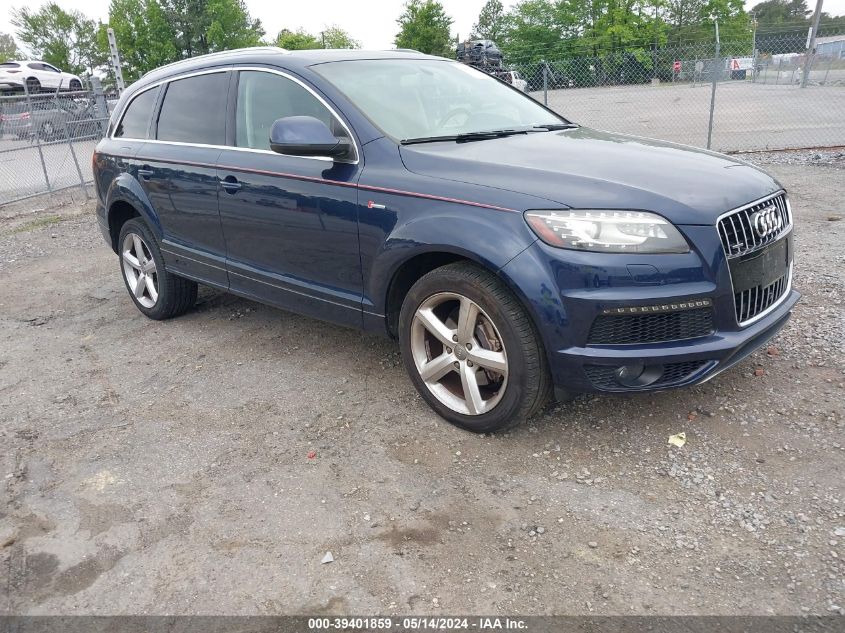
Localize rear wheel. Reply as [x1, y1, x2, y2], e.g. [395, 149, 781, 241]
[399, 262, 551, 433]
[118, 218, 197, 320]
[25, 77, 40, 94]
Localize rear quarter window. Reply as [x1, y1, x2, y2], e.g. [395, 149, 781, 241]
[114, 86, 159, 139]
[156, 72, 228, 145]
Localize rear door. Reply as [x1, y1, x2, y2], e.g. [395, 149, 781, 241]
[137, 70, 230, 287]
[216, 68, 363, 327]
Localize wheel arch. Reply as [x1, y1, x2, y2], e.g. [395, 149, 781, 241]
[104, 174, 162, 252]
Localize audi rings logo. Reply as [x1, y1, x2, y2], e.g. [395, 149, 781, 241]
[750, 206, 783, 238]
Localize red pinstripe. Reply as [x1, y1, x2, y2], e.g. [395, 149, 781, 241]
[99, 152, 518, 213]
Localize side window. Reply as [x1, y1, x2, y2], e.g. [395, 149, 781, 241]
[235, 70, 339, 151]
[157, 72, 228, 145]
[114, 87, 159, 139]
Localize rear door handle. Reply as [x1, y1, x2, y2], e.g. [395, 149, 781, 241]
[220, 175, 242, 193]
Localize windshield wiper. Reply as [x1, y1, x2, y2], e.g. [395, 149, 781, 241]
[532, 123, 579, 131]
[401, 128, 535, 145]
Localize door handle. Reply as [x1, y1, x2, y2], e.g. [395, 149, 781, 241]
[137, 167, 153, 180]
[220, 175, 242, 193]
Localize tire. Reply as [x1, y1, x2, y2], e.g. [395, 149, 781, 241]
[117, 218, 197, 320]
[399, 262, 551, 433]
[39, 121, 56, 141]
[69, 79, 82, 91]
[26, 77, 40, 94]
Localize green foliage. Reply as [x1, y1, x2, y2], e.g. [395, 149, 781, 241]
[472, 0, 506, 40]
[322, 26, 361, 49]
[487, 0, 753, 64]
[159, 0, 263, 58]
[103, 0, 179, 82]
[395, 0, 454, 56]
[275, 29, 322, 50]
[11, 2, 105, 75]
[0, 32, 21, 62]
[276, 26, 360, 50]
[102, 0, 262, 81]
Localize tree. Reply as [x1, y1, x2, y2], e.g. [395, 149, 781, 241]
[322, 26, 361, 49]
[275, 26, 359, 50]
[275, 28, 322, 50]
[0, 32, 21, 62]
[395, 0, 454, 57]
[11, 3, 105, 75]
[473, 0, 506, 40]
[102, 0, 179, 82]
[159, 0, 263, 59]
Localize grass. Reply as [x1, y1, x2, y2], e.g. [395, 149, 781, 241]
[6, 214, 66, 235]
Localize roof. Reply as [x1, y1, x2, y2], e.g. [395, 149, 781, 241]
[815, 35, 845, 45]
[139, 47, 436, 85]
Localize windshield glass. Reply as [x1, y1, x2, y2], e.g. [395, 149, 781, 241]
[313, 59, 566, 141]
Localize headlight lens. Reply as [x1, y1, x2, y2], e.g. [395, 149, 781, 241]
[524, 209, 689, 253]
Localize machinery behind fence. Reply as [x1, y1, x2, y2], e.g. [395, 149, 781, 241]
[1, 32, 843, 207]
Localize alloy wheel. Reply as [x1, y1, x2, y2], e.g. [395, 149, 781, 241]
[121, 232, 158, 308]
[410, 292, 508, 416]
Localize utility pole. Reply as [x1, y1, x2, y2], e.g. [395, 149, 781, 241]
[801, 0, 824, 88]
[106, 27, 125, 94]
[707, 20, 720, 149]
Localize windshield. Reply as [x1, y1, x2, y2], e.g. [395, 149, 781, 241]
[313, 59, 567, 142]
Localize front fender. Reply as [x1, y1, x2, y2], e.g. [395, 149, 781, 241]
[364, 207, 537, 315]
[106, 173, 162, 239]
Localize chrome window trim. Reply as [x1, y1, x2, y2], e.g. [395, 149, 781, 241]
[110, 65, 359, 165]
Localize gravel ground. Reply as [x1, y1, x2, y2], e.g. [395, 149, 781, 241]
[0, 154, 843, 615]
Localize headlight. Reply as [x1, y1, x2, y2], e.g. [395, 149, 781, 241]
[524, 209, 689, 254]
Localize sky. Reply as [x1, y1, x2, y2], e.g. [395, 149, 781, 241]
[1, 0, 843, 52]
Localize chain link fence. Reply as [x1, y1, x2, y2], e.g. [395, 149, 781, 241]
[1, 33, 843, 207]
[507, 32, 845, 153]
[0, 80, 111, 206]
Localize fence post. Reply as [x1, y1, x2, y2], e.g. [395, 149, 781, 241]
[707, 20, 720, 150]
[91, 76, 109, 136]
[542, 61, 548, 105]
[23, 79, 53, 195]
[57, 78, 89, 200]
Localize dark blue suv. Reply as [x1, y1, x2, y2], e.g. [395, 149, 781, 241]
[93, 47, 799, 432]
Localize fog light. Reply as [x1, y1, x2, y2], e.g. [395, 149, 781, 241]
[614, 363, 663, 388]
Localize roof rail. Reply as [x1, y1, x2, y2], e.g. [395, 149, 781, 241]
[142, 46, 290, 77]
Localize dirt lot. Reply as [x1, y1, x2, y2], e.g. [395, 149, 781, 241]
[0, 154, 843, 615]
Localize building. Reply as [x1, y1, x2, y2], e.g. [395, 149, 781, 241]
[815, 35, 845, 59]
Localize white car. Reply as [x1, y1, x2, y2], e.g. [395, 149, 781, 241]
[494, 70, 528, 92]
[0, 61, 83, 93]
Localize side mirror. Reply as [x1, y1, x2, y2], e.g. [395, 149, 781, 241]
[269, 116, 352, 160]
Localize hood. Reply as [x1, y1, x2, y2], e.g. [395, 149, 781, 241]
[399, 127, 781, 225]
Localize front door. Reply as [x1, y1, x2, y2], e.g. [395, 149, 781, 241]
[216, 69, 363, 327]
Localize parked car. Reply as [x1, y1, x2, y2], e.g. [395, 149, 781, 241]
[93, 48, 798, 432]
[0, 97, 104, 140]
[0, 60, 83, 94]
[493, 70, 528, 92]
[456, 40, 503, 68]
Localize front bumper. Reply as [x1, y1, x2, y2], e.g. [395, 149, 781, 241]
[500, 225, 799, 397]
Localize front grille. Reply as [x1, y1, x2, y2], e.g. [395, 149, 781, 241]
[717, 192, 790, 258]
[735, 272, 788, 323]
[584, 360, 709, 391]
[588, 308, 714, 345]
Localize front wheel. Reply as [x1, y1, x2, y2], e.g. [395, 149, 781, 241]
[399, 262, 551, 433]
